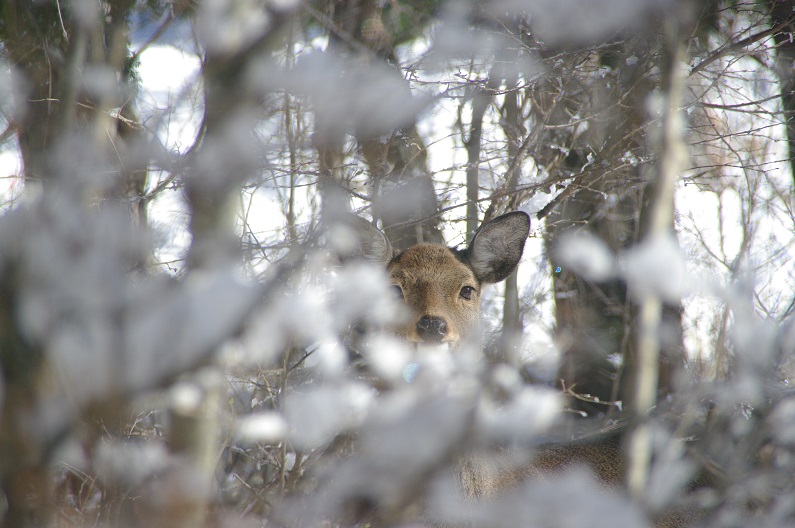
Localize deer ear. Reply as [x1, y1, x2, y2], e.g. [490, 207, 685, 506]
[466, 211, 530, 283]
[336, 215, 394, 266]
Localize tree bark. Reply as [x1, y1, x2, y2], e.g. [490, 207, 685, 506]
[465, 83, 492, 243]
[498, 75, 525, 346]
[0, 2, 150, 524]
[541, 36, 684, 416]
[627, 11, 689, 496]
[766, 0, 795, 190]
[318, 0, 443, 249]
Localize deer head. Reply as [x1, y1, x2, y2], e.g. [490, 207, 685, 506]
[349, 212, 530, 349]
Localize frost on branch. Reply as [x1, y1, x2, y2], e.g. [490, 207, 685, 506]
[124, 271, 260, 393]
[2, 0, 795, 527]
[554, 230, 617, 282]
[430, 467, 650, 528]
[621, 233, 690, 303]
[283, 381, 374, 451]
[236, 412, 288, 445]
[249, 51, 429, 140]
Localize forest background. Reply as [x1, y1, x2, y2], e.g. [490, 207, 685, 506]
[0, 0, 794, 527]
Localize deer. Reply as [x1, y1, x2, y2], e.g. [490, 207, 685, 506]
[340, 212, 696, 528]
[348, 211, 531, 349]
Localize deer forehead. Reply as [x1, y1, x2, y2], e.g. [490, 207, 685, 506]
[387, 244, 478, 290]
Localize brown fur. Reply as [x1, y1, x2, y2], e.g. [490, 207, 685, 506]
[457, 429, 626, 499]
[387, 244, 481, 345]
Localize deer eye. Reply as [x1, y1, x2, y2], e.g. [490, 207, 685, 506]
[391, 284, 404, 300]
[459, 286, 475, 300]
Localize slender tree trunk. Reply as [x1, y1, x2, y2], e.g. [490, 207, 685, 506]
[171, 14, 292, 528]
[627, 11, 689, 496]
[499, 77, 524, 343]
[465, 84, 492, 243]
[1, 2, 66, 184]
[767, 0, 795, 190]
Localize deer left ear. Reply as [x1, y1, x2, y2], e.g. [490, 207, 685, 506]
[342, 214, 394, 266]
[466, 211, 530, 283]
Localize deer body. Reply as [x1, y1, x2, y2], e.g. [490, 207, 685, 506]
[343, 212, 692, 528]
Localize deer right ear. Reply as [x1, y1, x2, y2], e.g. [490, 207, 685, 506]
[466, 211, 530, 283]
[335, 215, 394, 266]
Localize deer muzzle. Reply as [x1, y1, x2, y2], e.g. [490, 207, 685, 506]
[416, 315, 448, 342]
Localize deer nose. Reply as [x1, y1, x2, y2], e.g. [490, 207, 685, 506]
[416, 315, 447, 342]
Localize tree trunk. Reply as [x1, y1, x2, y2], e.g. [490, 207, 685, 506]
[464, 83, 492, 243]
[0, 2, 148, 525]
[319, 0, 442, 249]
[373, 129, 444, 249]
[542, 37, 684, 416]
[626, 11, 689, 496]
[767, 0, 795, 190]
[498, 74, 524, 348]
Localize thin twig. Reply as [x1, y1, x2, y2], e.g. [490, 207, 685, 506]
[131, 11, 176, 63]
[55, 0, 69, 41]
[691, 14, 795, 75]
